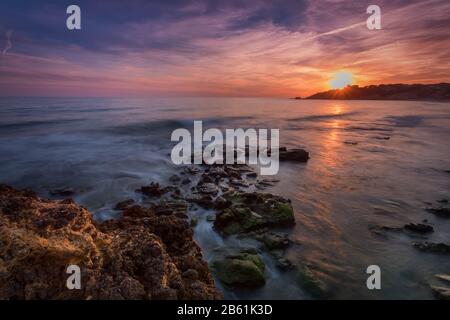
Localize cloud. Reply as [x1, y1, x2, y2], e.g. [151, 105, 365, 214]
[2, 30, 12, 55]
[0, 0, 449, 96]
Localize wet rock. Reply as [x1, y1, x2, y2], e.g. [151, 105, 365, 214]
[114, 199, 135, 210]
[425, 206, 450, 218]
[185, 194, 214, 208]
[430, 285, 450, 300]
[412, 242, 450, 254]
[190, 217, 198, 227]
[255, 178, 278, 190]
[183, 166, 199, 175]
[212, 252, 265, 287]
[246, 172, 257, 178]
[181, 178, 191, 185]
[276, 257, 292, 270]
[368, 224, 403, 235]
[403, 223, 434, 234]
[435, 274, 450, 283]
[214, 191, 295, 235]
[0, 185, 221, 300]
[254, 232, 290, 250]
[153, 200, 187, 217]
[295, 265, 329, 299]
[197, 183, 219, 196]
[140, 182, 166, 197]
[279, 147, 310, 162]
[206, 215, 216, 222]
[49, 187, 75, 197]
[230, 179, 249, 188]
[214, 196, 229, 210]
[169, 174, 181, 184]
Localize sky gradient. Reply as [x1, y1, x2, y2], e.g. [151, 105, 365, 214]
[0, 0, 449, 97]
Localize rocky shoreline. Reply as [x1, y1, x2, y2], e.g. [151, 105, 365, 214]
[0, 185, 221, 299]
[1, 144, 449, 300]
[0, 147, 316, 300]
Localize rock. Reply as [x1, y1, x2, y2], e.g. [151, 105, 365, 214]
[181, 178, 191, 185]
[276, 258, 292, 270]
[212, 252, 265, 287]
[183, 166, 199, 175]
[49, 187, 75, 197]
[246, 172, 257, 178]
[412, 242, 450, 254]
[437, 199, 449, 204]
[430, 285, 450, 300]
[279, 148, 309, 162]
[199, 173, 215, 184]
[197, 183, 219, 196]
[114, 199, 135, 210]
[190, 217, 198, 227]
[0, 185, 221, 300]
[368, 224, 403, 235]
[435, 274, 450, 283]
[214, 196, 229, 210]
[214, 191, 295, 235]
[169, 175, 181, 184]
[254, 232, 289, 250]
[344, 141, 358, 145]
[185, 194, 214, 208]
[206, 215, 216, 222]
[153, 200, 188, 217]
[425, 206, 450, 218]
[295, 265, 329, 299]
[403, 223, 434, 234]
[140, 182, 166, 197]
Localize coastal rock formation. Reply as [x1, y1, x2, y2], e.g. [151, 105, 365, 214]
[212, 251, 265, 287]
[0, 185, 221, 300]
[306, 83, 450, 100]
[425, 206, 450, 218]
[412, 242, 450, 254]
[214, 191, 295, 235]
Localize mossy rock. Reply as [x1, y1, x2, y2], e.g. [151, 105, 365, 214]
[295, 265, 329, 299]
[213, 252, 265, 287]
[214, 192, 295, 235]
[255, 232, 289, 250]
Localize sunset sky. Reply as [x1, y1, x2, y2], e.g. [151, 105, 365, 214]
[0, 0, 449, 97]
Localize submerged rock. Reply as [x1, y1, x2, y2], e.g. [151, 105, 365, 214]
[430, 285, 450, 300]
[412, 242, 450, 254]
[295, 265, 329, 299]
[254, 231, 290, 250]
[0, 185, 221, 300]
[435, 274, 450, 283]
[212, 252, 265, 287]
[49, 187, 75, 197]
[403, 223, 434, 234]
[425, 206, 450, 218]
[140, 182, 165, 197]
[214, 191, 295, 235]
[279, 147, 310, 162]
[114, 199, 135, 210]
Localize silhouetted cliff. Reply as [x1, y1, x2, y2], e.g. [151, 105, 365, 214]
[306, 83, 450, 100]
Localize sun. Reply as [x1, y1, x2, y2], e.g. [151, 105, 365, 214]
[330, 71, 354, 89]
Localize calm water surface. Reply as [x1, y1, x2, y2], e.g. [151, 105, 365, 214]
[1, 97, 449, 299]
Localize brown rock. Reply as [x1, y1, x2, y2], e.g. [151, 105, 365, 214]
[0, 185, 221, 300]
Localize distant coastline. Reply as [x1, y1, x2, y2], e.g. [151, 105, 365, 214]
[293, 83, 450, 101]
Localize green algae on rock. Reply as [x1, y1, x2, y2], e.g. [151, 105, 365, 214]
[212, 251, 265, 287]
[214, 191, 295, 235]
